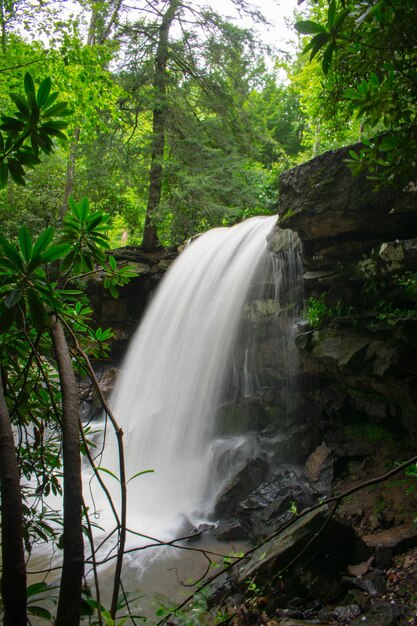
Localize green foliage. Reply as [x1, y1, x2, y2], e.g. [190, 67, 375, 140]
[304, 294, 357, 328]
[344, 421, 398, 443]
[304, 294, 330, 328]
[60, 197, 110, 272]
[0, 71, 140, 626]
[395, 272, 417, 303]
[0, 72, 70, 187]
[295, 0, 417, 184]
[81, 590, 144, 625]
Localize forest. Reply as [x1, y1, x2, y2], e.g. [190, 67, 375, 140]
[0, 0, 416, 624]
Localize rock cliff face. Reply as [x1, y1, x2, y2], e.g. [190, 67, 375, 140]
[277, 146, 417, 448]
[207, 147, 417, 626]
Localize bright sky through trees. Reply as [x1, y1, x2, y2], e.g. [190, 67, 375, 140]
[207, 0, 300, 50]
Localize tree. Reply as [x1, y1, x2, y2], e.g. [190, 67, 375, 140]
[0, 74, 136, 624]
[118, 0, 271, 249]
[295, 0, 417, 184]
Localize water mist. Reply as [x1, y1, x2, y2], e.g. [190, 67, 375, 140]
[94, 216, 303, 548]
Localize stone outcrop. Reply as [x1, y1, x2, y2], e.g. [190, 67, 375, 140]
[276, 145, 417, 447]
[278, 144, 417, 269]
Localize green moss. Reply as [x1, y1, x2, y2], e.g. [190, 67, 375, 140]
[280, 208, 294, 221]
[343, 421, 411, 448]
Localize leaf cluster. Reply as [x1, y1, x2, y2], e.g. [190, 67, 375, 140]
[295, 0, 417, 184]
[0, 72, 71, 187]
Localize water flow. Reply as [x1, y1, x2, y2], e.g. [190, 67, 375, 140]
[98, 216, 280, 538]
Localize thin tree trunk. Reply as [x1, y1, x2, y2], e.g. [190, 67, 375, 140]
[142, 0, 180, 251]
[61, 128, 80, 221]
[50, 316, 84, 626]
[0, 371, 27, 626]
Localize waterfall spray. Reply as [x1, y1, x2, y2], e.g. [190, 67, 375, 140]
[95, 216, 303, 547]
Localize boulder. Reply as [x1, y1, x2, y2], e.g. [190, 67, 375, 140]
[213, 457, 269, 517]
[278, 144, 417, 257]
[235, 507, 356, 601]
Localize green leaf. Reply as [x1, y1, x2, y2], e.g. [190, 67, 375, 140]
[31, 134, 49, 149]
[295, 20, 326, 35]
[41, 243, 71, 263]
[44, 91, 59, 108]
[10, 93, 31, 118]
[0, 116, 25, 132]
[348, 149, 361, 160]
[27, 606, 53, 620]
[40, 120, 68, 130]
[36, 77, 52, 107]
[24, 72, 35, 96]
[127, 469, 154, 484]
[327, 0, 336, 27]
[8, 158, 26, 185]
[18, 226, 32, 262]
[4, 289, 22, 309]
[0, 302, 17, 330]
[322, 41, 336, 75]
[86, 214, 104, 232]
[42, 102, 70, 118]
[0, 161, 8, 188]
[379, 135, 397, 151]
[108, 255, 117, 270]
[96, 467, 120, 482]
[308, 32, 332, 61]
[0, 237, 24, 271]
[27, 581, 49, 597]
[15, 151, 41, 167]
[33, 227, 55, 257]
[40, 128, 67, 141]
[28, 290, 48, 330]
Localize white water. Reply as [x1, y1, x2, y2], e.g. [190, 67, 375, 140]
[93, 216, 282, 540]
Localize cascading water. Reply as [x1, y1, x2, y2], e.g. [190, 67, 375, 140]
[96, 216, 304, 549]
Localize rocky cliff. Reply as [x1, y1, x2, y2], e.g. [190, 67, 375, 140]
[207, 146, 417, 626]
[278, 145, 417, 447]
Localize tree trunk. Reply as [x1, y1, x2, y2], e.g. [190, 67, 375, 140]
[61, 128, 80, 221]
[0, 372, 27, 626]
[142, 0, 180, 251]
[50, 316, 84, 626]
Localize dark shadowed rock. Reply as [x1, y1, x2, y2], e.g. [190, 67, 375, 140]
[278, 144, 417, 257]
[348, 600, 398, 626]
[213, 457, 269, 517]
[235, 507, 356, 602]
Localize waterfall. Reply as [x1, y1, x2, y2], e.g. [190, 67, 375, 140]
[96, 216, 303, 544]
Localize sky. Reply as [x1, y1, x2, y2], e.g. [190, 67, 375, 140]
[207, 0, 301, 52]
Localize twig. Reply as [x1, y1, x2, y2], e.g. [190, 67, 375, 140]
[155, 452, 417, 624]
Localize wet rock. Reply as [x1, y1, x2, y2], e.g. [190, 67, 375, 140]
[268, 227, 298, 255]
[270, 423, 321, 464]
[206, 572, 242, 609]
[348, 600, 398, 626]
[187, 522, 216, 541]
[361, 524, 417, 557]
[91, 367, 119, 408]
[304, 442, 333, 483]
[278, 143, 417, 253]
[235, 507, 356, 602]
[342, 589, 370, 609]
[214, 517, 252, 542]
[333, 603, 362, 622]
[279, 618, 328, 626]
[214, 457, 269, 517]
[343, 569, 386, 596]
[309, 328, 370, 370]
